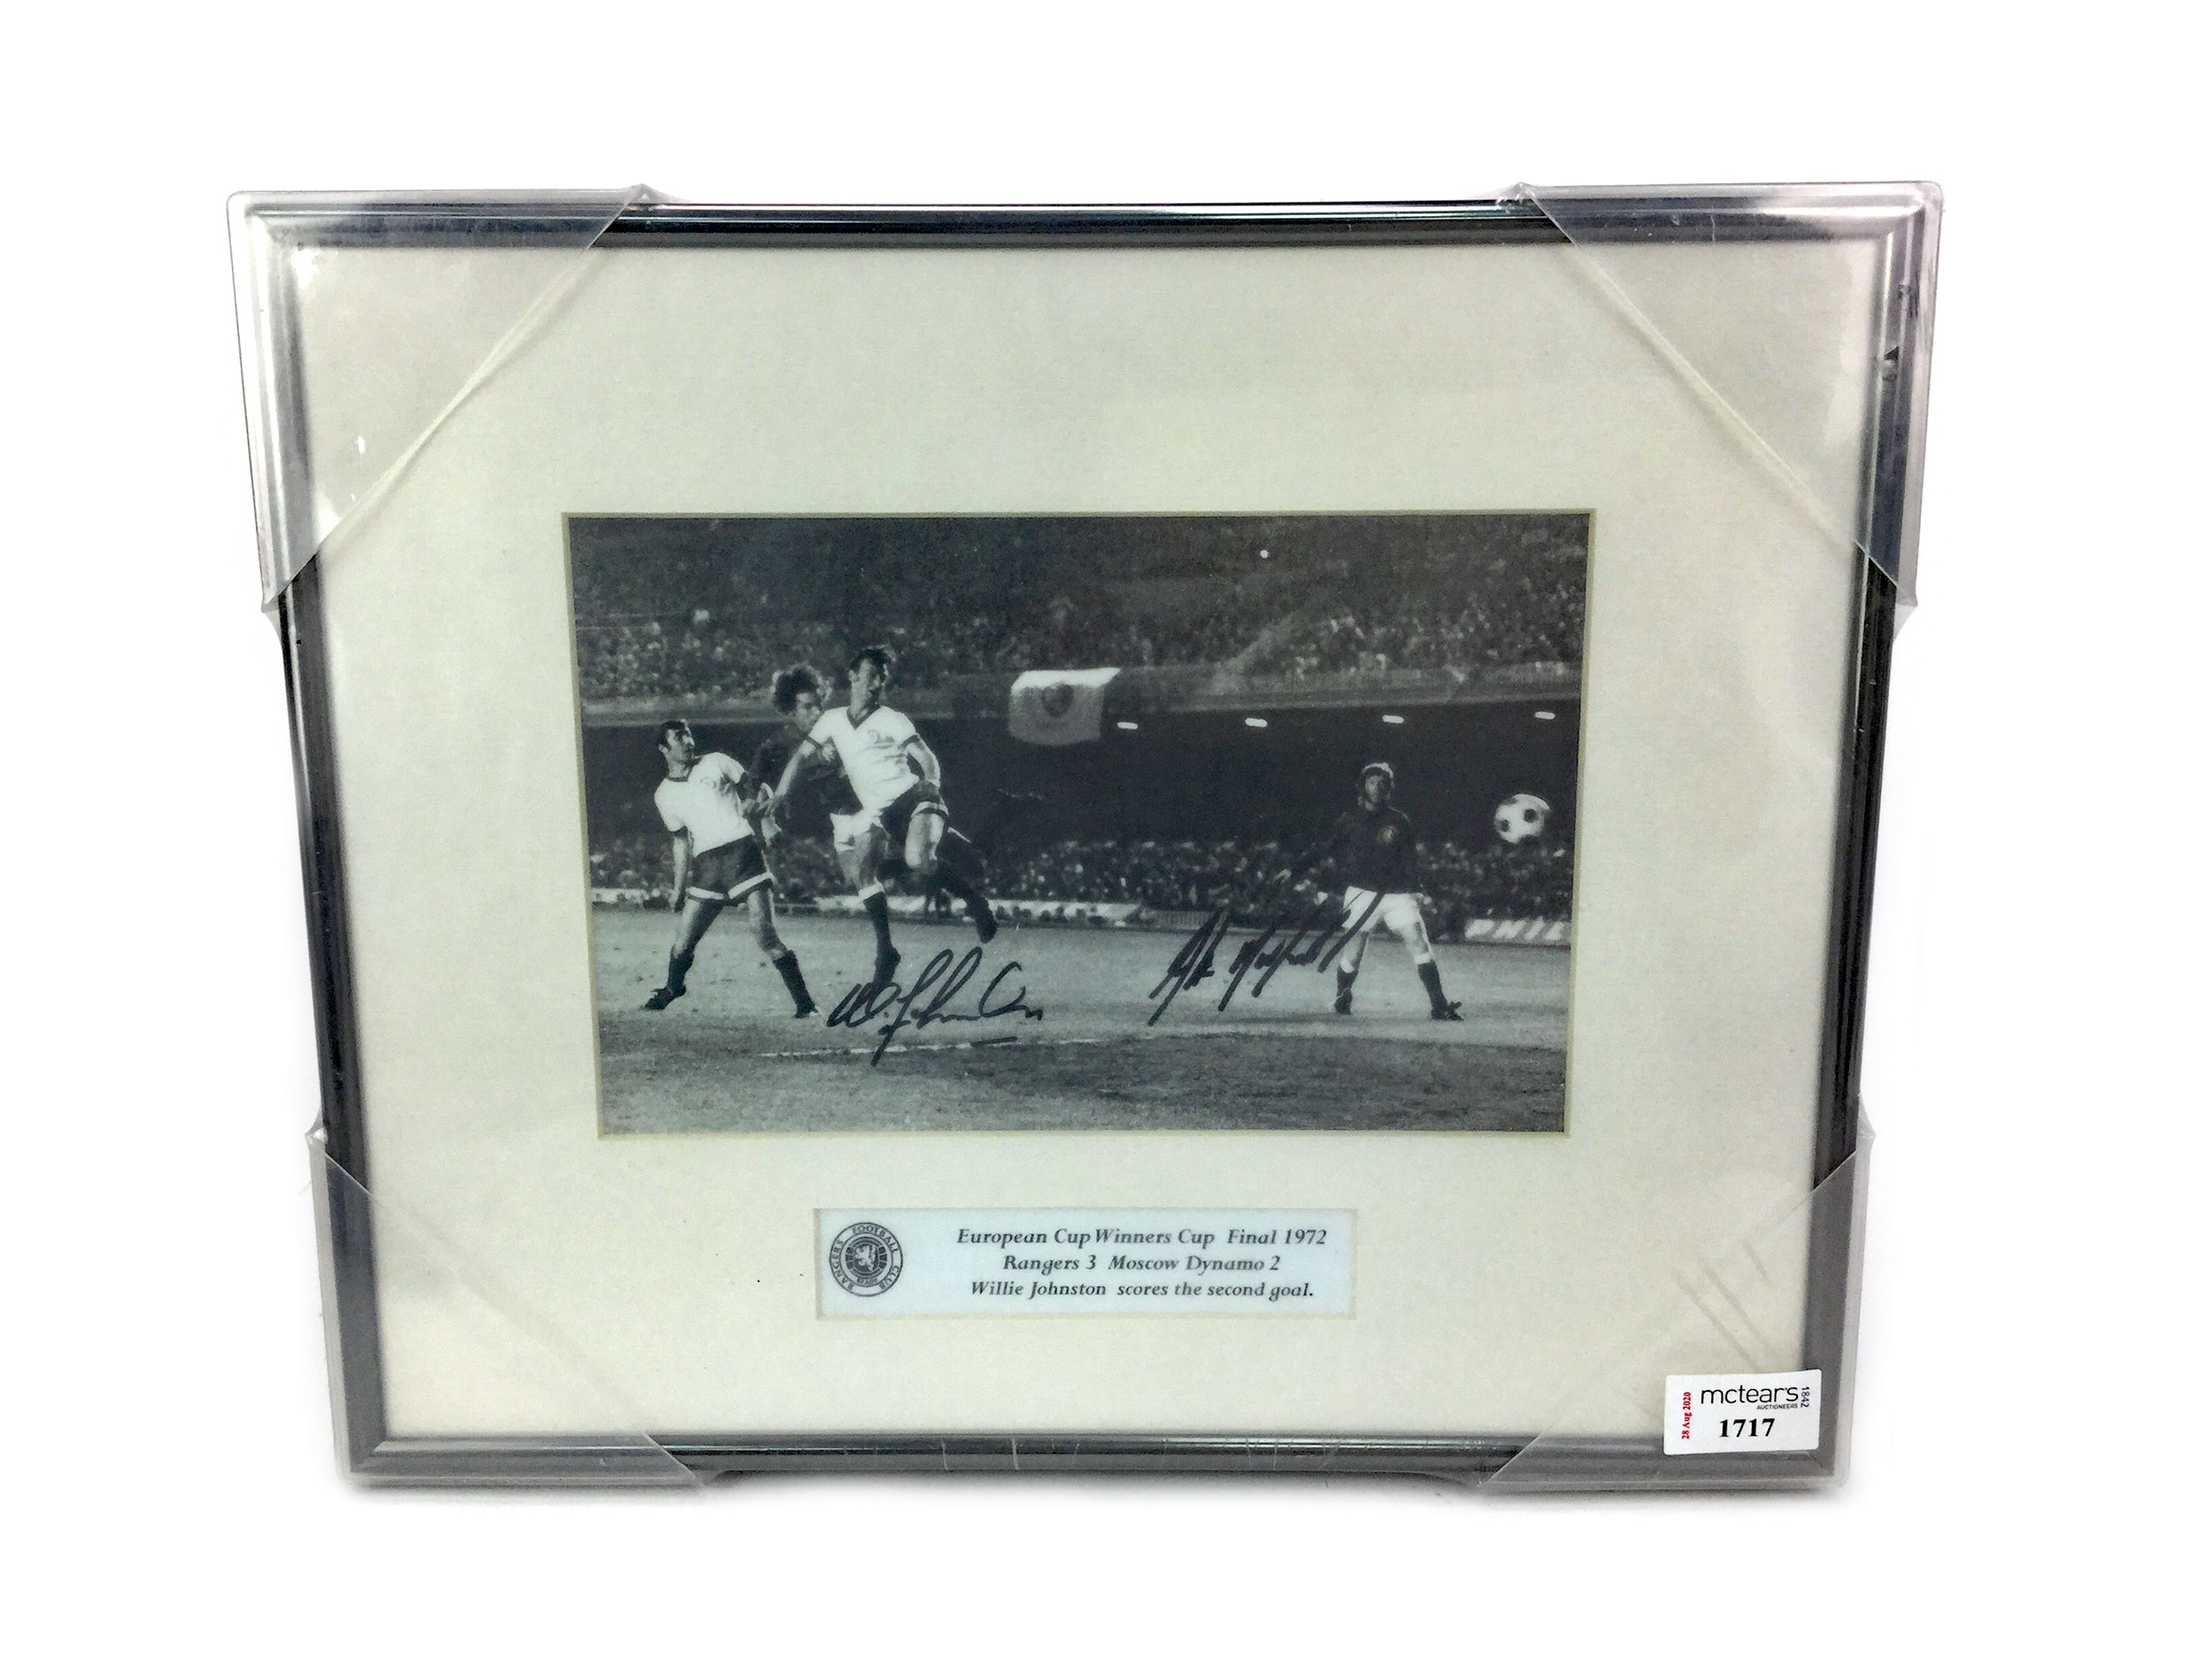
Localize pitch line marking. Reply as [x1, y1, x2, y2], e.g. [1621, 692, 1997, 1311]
[749, 1027, 1461, 1061]
[754, 1035, 1118, 1060]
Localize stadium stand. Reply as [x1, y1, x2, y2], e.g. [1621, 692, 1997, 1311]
[572, 517, 1585, 702]
[591, 832, 1573, 931]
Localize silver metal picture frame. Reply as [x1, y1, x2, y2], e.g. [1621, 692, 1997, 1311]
[238, 186, 1936, 1487]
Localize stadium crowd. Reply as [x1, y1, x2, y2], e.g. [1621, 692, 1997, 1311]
[573, 614, 848, 710]
[1247, 564, 1585, 680]
[989, 836, 1573, 932]
[572, 527, 1584, 702]
[591, 831, 1572, 931]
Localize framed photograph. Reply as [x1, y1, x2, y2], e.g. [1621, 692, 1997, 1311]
[234, 186, 1937, 1486]
[571, 511, 1584, 1135]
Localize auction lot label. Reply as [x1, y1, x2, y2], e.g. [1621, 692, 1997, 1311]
[1663, 1370, 1823, 1455]
[818, 1209, 1353, 1316]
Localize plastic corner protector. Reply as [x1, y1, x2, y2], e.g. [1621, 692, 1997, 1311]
[230, 186, 661, 614]
[310, 1125, 702, 1487]
[1476, 1110, 1872, 1493]
[1509, 182, 1939, 621]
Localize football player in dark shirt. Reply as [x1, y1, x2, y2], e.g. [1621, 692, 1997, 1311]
[756, 663, 883, 894]
[1286, 762, 1462, 1021]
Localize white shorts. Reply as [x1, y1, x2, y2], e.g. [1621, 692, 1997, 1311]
[1342, 887, 1425, 937]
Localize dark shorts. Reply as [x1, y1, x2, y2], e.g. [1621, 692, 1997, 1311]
[687, 836, 773, 904]
[879, 780, 948, 846]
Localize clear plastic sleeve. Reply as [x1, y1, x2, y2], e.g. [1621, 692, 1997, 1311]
[238, 187, 1934, 1489]
[231, 188, 654, 610]
[1510, 181, 1939, 614]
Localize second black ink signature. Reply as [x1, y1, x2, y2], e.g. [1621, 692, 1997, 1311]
[1146, 891, 1381, 1025]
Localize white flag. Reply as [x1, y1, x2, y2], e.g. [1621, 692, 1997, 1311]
[1008, 667, 1119, 746]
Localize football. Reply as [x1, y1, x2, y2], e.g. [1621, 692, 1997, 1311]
[1494, 792, 1551, 845]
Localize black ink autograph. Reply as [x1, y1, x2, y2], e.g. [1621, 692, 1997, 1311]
[827, 947, 1046, 1064]
[1147, 891, 1381, 1025]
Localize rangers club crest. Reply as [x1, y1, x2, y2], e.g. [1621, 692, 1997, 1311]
[828, 1221, 904, 1296]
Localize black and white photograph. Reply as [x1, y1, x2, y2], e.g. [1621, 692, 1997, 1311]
[571, 513, 1587, 1133]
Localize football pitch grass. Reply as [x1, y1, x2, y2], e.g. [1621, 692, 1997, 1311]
[592, 909, 1569, 1133]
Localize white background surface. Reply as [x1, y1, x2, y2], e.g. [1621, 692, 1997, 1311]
[6, 2, 2199, 1652]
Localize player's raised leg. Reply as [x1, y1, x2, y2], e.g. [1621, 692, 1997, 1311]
[745, 888, 816, 1018]
[909, 805, 996, 944]
[648, 895, 723, 1010]
[903, 794, 946, 879]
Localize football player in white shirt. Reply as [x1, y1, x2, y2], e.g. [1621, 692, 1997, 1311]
[643, 719, 816, 1017]
[770, 645, 997, 991]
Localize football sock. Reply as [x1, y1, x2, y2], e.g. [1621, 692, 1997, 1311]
[933, 857, 984, 913]
[664, 947, 694, 993]
[772, 948, 812, 1010]
[1417, 959, 1449, 1013]
[863, 890, 894, 954]
[938, 829, 986, 885]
